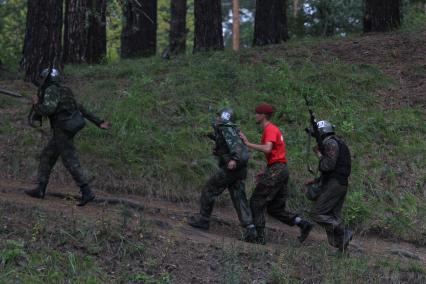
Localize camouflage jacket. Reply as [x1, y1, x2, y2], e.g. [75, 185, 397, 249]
[318, 135, 351, 185]
[213, 123, 249, 169]
[319, 136, 339, 172]
[34, 83, 104, 127]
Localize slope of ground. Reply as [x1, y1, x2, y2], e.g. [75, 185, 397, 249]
[0, 180, 425, 283]
[0, 27, 425, 282]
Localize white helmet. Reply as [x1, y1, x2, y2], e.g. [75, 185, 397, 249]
[317, 120, 335, 136]
[40, 68, 60, 83]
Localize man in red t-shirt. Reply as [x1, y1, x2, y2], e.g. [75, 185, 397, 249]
[239, 102, 312, 244]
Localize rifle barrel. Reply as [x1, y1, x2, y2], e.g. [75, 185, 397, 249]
[0, 88, 23, 98]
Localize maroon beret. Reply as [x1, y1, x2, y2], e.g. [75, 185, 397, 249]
[255, 103, 274, 114]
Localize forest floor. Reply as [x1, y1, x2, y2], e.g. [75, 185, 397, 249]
[0, 28, 425, 283]
[0, 180, 425, 283]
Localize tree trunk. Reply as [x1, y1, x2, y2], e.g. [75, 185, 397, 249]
[21, 0, 63, 82]
[86, 0, 107, 63]
[253, 0, 288, 46]
[293, 0, 299, 17]
[232, 0, 240, 51]
[317, 0, 335, 36]
[364, 0, 402, 33]
[193, 0, 224, 52]
[64, 0, 106, 64]
[169, 0, 187, 55]
[64, 0, 88, 64]
[121, 0, 157, 58]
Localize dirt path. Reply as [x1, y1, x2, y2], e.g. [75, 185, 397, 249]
[1, 179, 424, 264]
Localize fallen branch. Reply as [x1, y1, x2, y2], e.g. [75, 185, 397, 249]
[390, 249, 421, 260]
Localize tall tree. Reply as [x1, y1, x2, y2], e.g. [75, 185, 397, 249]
[316, 0, 336, 36]
[64, 0, 107, 64]
[63, 0, 87, 63]
[232, 0, 240, 51]
[253, 0, 288, 46]
[121, 0, 157, 58]
[86, 0, 107, 63]
[293, 0, 300, 17]
[364, 0, 402, 32]
[168, 0, 187, 55]
[21, 0, 63, 82]
[193, 0, 224, 52]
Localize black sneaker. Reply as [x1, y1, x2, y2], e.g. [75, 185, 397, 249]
[188, 216, 210, 230]
[297, 220, 313, 243]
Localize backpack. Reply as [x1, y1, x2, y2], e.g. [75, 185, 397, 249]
[56, 86, 86, 134]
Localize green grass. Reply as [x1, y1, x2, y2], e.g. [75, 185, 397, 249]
[0, 242, 107, 283]
[402, 3, 426, 32]
[68, 50, 424, 242]
[0, 201, 425, 283]
[2, 35, 425, 242]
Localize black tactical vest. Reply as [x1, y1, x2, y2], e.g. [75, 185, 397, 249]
[322, 136, 351, 185]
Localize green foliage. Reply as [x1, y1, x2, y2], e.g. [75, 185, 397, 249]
[289, 0, 364, 38]
[0, 240, 25, 267]
[343, 190, 371, 227]
[2, 0, 421, 68]
[0, 232, 105, 282]
[106, 0, 122, 61]
[0, 0, 26, 70]
[402, 0, 426, 31]
[130, 272, 171, 284]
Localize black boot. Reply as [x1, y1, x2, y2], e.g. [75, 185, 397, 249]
[78, 185, 95, 206]
[25, 183, 46, 199]
[339, 229, 353, 252]
[255, 227, 266, 245]
[297, 220, 313, 243]
[188, 215, 210, 230]
[242, 224, 258, 243]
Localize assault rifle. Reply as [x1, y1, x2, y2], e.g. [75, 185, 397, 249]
[207, 105, 217, 141]
[27, 67, 54, 128]
[303, 94, 323, 175]
[304, 94, 323, 151]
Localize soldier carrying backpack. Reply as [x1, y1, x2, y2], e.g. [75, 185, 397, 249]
[188, 107, 257, 242]
[25, 68, 111, 206]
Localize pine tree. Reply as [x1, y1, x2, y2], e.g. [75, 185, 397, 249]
[364, 0, 402, 32]
[193, 0, 224, 52]
[121, 0, 157, 58]
[253, 0, 288, 46]
[21, 0, 63, 82]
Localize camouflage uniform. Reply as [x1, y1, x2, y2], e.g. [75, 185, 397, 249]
[310, 135, 352, 250]
[34, 83, 103, 192]
[250, 163, 299, 240]
[198, 122, 254, 228]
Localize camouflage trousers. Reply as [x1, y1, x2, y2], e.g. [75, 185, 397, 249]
[199, 167, 253, 227]
[310, 178, 348, 248]
[250, 163, 297, 231]
[37, 127, 89, 188]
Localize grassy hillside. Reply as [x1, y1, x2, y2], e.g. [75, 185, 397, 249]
[0, 201, 424, 283]
[1, 32, 425, 244]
